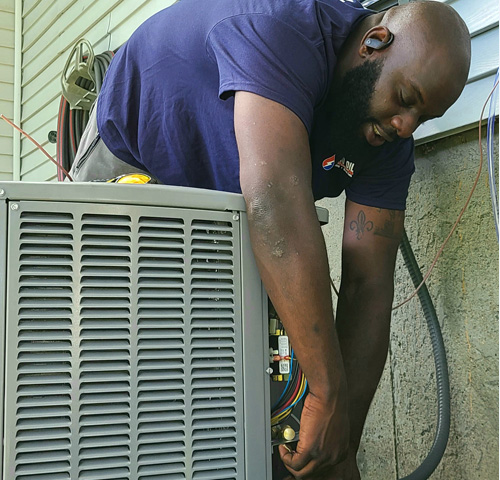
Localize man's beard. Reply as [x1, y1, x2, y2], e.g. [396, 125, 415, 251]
[329, 58, 385, 160]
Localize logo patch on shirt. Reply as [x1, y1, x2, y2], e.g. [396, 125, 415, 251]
[322, 155, 336, 171]
[335, 157, 354, 177]
[322, 155, 355, 177]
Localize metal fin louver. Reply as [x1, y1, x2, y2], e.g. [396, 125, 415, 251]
[137, 215, 187, 480]
[4, 200, 247, 480]
[9, 210, 74, 480]
[190, 220, 238, 480]
[78, 213, 132, 480]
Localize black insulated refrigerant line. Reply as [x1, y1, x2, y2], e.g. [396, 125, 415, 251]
[398, 229, 451, 480]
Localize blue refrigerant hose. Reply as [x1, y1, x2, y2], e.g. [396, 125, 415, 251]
[398, 229, 450, 480]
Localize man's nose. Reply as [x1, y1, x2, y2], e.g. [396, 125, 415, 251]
[390, 113, 419, 138]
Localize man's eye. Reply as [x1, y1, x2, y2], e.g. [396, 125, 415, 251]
[400, 92, 410, 108]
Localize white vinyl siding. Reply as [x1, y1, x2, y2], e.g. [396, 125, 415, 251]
[0, 0, 15, 180]
[19, 0, 176, 182]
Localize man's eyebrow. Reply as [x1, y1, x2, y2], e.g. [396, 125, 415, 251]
[409, 80, 425, 104]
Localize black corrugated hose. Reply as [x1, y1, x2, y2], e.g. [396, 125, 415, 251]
[56, 50, 114, 181]
[398, 229, 451, 480]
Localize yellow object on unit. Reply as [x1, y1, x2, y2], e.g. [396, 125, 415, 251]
[106, 173, 153, 184]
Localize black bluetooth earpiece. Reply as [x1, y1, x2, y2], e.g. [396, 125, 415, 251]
[364, 33, 394, 50]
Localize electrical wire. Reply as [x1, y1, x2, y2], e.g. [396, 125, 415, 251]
[290, 413, 301, 425]
[272, 387, 300, 423]
[487, 68, 499, 241]
[285, 378, 308, 411]
[271, 407, 293, 426]
[272, 358, 300, 416]
[271, 364, 308, 426]
[272, 349, 295, 411]
[271, 376, 299, 421]
[280, 376, 307, 414]
[0, 114, 73, 181]
[277, 370, 302, 413]
[272, 375, 308, 425]
[330, 276, 339, 296]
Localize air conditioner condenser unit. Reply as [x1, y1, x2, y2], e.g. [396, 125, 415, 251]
[0, 181, 282, 480]
[0, 181, 329, 480]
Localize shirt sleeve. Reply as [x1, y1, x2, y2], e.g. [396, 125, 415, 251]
[346, 137, 415, 211]
[206, 13, 327, 134]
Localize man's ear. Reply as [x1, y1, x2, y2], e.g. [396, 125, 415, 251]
[359, 26, 394, 57]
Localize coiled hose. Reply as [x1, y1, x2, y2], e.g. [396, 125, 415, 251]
[55, 50, 115, 180]
[398, 229, 450, 480]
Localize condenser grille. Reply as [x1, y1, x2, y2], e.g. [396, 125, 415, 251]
[78, 212, 133, 480]
[190, 220, 238, 480]
[4, 201, 244, 480]
[137, 215, 187, 480]
[12, 210, 74, 480]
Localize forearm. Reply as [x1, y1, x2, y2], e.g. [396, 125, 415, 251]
[336, 275, 394, 450]
[245, 188, 347, 402]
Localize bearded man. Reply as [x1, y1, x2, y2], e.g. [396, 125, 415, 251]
[69, 1, 471, 478]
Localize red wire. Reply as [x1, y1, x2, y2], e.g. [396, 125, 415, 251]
[1, 114, 73, 182]
[274, 368, 302, 415]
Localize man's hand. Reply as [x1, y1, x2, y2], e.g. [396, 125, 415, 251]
[283, 450, 361, 480]
[280, 392, 350, 479]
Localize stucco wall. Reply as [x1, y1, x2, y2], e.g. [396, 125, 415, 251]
[318, 125, 499, 479]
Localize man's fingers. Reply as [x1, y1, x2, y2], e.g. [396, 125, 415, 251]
[279, 444, 314, 473]
[280, 445, 335, 479]
[279, 444, 295, 464]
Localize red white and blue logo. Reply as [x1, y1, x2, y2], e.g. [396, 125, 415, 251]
[322, 155, 336, 171]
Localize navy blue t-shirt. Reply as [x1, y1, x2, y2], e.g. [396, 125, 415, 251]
[97, 0, 415, 210]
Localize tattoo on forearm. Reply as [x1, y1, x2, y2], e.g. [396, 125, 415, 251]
[374, 210, 402, 239]
[350, 210, 373, 240]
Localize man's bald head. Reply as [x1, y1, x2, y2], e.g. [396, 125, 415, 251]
[382, 1, 471, 87]
[331, 1, 472, 149]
